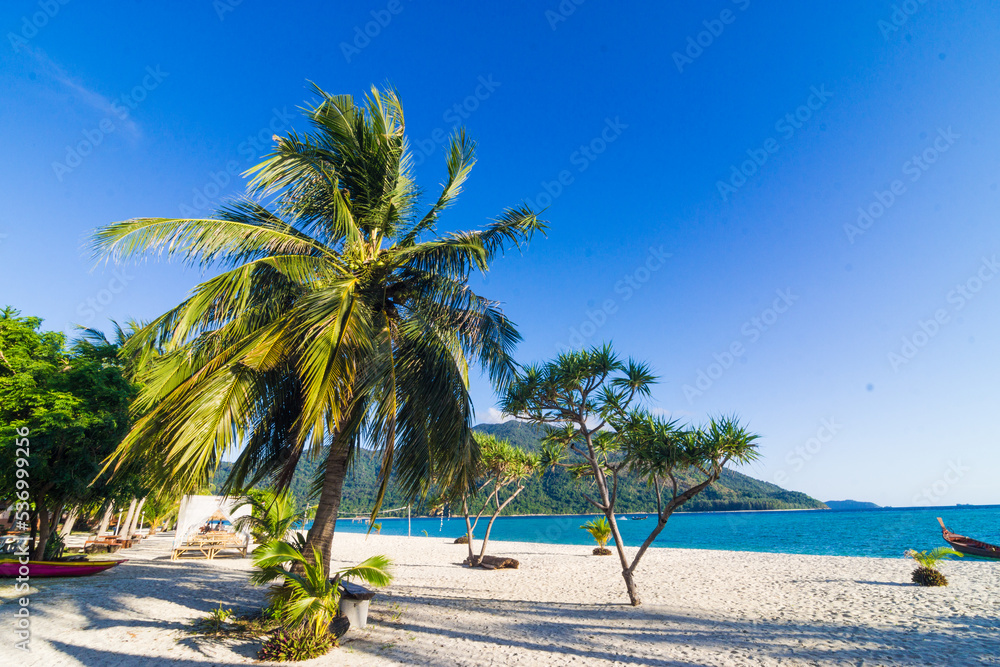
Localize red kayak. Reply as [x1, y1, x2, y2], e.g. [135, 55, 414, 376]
[0, 558, 127, 578]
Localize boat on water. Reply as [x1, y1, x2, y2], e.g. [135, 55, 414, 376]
[0, 558, 127, 578]
[937, 517, 1000, 560]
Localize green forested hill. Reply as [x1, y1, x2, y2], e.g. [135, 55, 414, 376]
[213, 421, 827, 515]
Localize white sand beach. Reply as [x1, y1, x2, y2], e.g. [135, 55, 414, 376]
[7, 532, 999, 666]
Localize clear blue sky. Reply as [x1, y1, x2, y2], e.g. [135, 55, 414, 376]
[2, 1, 998, 507]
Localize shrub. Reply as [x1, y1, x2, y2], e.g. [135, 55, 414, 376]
[905, 547, 961, 587]
[581, 517, 611, 551]
[911, 567, 948, 587]
[258, 629, 334, 662]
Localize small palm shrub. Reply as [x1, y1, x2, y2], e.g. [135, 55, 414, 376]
[911, 567, 949, 587]
[251, 540, 393, 636]
[258, 629, 334, 662]
[905, 548, 962, 587]
[581, 517, 612, 556]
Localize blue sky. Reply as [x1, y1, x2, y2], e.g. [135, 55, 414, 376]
[2, 1, 998, 507]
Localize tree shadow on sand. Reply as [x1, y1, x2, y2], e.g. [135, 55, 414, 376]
[340, 590, 1000, 667]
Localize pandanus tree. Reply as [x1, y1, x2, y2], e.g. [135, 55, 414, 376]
[460, 433, 539, 565]
[92, 85, 544, 570]
[501, 344, 759, 605]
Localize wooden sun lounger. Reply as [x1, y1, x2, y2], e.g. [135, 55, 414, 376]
[84, 536, 129, 553]
[170, 532, 248, 560]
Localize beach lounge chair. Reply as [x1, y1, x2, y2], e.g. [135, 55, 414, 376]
[170, 531, 248, 560]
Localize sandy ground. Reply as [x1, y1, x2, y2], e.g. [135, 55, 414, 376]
[3, 531, 998, 666]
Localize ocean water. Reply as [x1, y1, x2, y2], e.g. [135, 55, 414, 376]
[325, 505, 1000, 559]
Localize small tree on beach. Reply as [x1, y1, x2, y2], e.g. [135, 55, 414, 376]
[906, 547, 962, 586]
[460, 433, 539, 566]
[251, 540, 392, 633]
[501, 344, 760, 606]
[234, 489, 304, 546]
[581, 516, 612, 555]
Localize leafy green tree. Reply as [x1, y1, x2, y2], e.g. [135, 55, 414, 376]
[502, 344, 759, 606]
[92, 85, 544, 570]
[0, 310, 136, 559]
[461, 433, 538, 565]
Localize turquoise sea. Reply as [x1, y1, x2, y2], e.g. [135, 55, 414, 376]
[325, 505, 1000, 559]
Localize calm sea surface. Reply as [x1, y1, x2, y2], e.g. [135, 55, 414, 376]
[325, 505, 1000, 559]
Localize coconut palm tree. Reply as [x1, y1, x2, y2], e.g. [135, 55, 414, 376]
[92, 85, 544, 569]
[580, 516, 611, 554]
[251, 540, 393, 635]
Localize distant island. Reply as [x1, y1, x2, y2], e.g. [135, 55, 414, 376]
[215, 421, 828, 515]
[824, 500, 881, 510]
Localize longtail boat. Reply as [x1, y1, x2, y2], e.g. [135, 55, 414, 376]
[0, 558, 127, 578]
[937, 518, 1000, 560]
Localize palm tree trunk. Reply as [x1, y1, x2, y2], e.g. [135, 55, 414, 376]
[126, 497, 146, 537]
[303, 445, 351, 571]
[59, 506, 80, 538]
[120, 498, 138, 537]
[462, 497, 475, 561]
[97, 502, 114, 535]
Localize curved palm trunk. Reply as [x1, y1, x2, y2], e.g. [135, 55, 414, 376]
[120, 498, 138, 538]
[97, 502, 114, 535]
[59, 506, 80, 538]
[302, 445, 351, 571]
